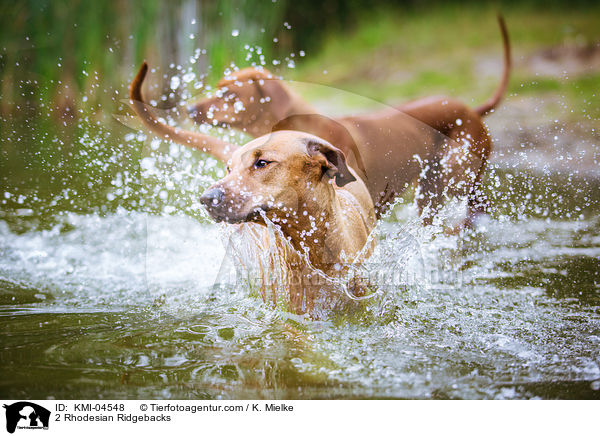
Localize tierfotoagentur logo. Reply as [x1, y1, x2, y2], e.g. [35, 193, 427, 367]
[3, 402, 50, 434]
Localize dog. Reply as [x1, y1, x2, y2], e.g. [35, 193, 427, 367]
[187, 16, 511, 225]
[128, 17, 510, 312]
[130, 64, 375, 315]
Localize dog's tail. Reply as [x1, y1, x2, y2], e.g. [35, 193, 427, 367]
[474, 15, 511, 117]
[129, 62, 233, 162]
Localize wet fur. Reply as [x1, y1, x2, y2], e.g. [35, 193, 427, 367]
[129, 71, 374, 314]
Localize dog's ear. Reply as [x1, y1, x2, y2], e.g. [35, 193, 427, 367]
[257, 79, 292, 121]
[307, 139, 356, 187]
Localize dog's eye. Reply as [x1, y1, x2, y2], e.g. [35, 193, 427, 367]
[253, 159, 272, 169]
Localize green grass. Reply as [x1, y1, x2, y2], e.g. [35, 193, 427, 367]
[292, 3, 600, 118]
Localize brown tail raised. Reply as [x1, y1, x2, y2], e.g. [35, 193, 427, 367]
[129, 62, 233, 162]
[474, 15, 511, 117]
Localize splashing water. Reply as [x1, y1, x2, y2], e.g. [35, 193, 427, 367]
[2, 204, 599, 399]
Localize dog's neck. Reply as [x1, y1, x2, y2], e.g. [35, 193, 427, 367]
[275, 114, 352, 145]
[245, 84, 317, 138]
[286, 91, 317, 118]
[268, 181, 351, 273]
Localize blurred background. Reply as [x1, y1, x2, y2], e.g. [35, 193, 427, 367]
[2, 0, 599, 116]
[1, 0, 599, 228]
[1, 0, 600, 400]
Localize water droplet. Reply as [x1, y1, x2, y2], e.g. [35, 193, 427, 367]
[231, 29, 239, 37]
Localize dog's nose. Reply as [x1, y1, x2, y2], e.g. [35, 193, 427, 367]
[187, 104, 198, 116]
[200, 187, 225, 207]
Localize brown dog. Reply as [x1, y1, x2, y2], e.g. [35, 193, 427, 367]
[130, 64, 375, 315]
[188, 16, 511, 224]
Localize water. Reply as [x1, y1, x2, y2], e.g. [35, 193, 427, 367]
[1, 173, 599, 398]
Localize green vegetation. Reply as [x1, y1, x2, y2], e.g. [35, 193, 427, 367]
[0, 0, 287, 118]
[2, 1, 597, 119]
[293, 3, 600, 118]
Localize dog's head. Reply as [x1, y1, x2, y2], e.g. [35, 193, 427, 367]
[188, 68, 291, 136]
[200, 130, 356, 225]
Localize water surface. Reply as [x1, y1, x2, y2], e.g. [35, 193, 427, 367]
[2, 167, 599, 399]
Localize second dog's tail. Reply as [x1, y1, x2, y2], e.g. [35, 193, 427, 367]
[129, 62, 233, 162]
[474, 15, 511, 117]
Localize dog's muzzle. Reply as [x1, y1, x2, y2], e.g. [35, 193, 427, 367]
[200, 187, 225, 208]
[200, 186, 229, 221]
[200, 186, 269, 224]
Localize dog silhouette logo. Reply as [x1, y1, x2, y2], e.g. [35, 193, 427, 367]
[3, 402, 50, 434]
